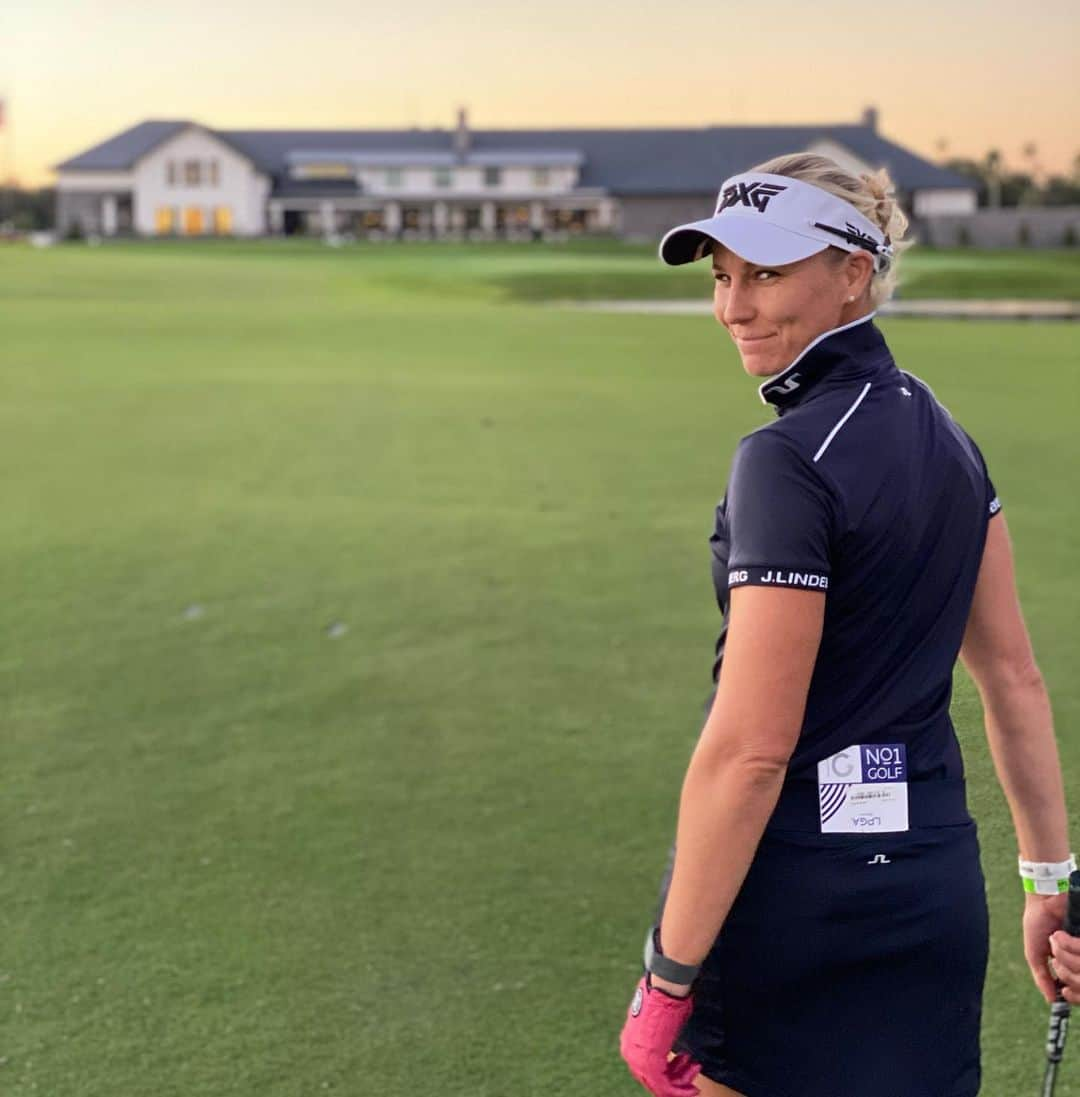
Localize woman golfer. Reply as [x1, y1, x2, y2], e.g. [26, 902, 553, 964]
[617, 153, 1078, 1097]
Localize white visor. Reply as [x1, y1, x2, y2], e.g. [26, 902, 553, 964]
[659, 171, 894, 275]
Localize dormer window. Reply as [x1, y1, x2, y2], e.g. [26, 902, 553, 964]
[294, 162, 352, 180]
[483, 166, 501, 187]
[533, 167, 550, 186]
[434, 167, 452, 188]
[386, 168, 403, 186]
[184, 160, 202, 185]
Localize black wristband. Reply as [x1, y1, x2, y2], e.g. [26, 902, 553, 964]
[643, 924, 700, 985]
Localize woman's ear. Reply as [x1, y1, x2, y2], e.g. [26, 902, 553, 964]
[846, 251, 874, 300]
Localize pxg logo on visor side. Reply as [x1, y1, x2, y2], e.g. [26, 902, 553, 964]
[716, 180, 788, 215]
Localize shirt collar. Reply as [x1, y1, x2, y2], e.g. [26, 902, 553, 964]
[757, 311, 894, 416]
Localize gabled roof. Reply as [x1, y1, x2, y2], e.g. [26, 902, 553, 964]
[52, 120, 260, 173]
[54, 120, 192, 171]
[54, 119, 974, 193]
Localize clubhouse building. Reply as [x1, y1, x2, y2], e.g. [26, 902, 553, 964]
[53, 107, 976, 242]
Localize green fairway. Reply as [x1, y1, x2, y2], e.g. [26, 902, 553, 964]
[3, 239, 1077, 1096]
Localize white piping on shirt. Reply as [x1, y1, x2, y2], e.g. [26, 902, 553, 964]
[813, 382, 872, 463]
[757, 310, 879, 406]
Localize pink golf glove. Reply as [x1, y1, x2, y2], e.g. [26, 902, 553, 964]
[619, 974, 702, 1096]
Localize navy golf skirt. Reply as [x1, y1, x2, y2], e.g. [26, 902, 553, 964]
[654, 783, 990, 1097]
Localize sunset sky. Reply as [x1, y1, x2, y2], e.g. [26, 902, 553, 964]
[3, 0, 1078, 188]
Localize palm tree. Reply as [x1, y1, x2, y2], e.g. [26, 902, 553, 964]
[984, 148, 1002, 209]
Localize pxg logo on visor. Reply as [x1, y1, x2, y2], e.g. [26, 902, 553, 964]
[716, 180, 788, 215]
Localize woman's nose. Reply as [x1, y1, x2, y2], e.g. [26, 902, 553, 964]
[719, 279, 755, 326]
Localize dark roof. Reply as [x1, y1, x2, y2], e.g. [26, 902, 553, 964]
[54, 119, 974, 192]
[470, 125, 973, 192]
[53, 120, 192, 171]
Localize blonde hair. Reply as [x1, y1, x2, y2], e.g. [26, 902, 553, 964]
[749, 152, 914, 309]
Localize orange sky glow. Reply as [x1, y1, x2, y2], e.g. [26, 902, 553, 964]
[3, 0, 1077, 188]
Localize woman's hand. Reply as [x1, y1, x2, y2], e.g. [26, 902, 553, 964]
[1023, 892, 1075, 1003]
[1049, 924, 1080, 1005]
[619, 975, 702, 1096]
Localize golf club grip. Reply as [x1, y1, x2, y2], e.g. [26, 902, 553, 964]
[1065, 870, 1080, 937]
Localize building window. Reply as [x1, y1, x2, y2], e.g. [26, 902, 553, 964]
[295, 162, 352, 180]
[361, 210, 385, 229]
[183, 207, 205, 235]
[483, 166, 501, 187]
[209, 160, 220, 186]
[213, 206, 233, 234]
[155, 207, 176, 234]
[532, 167, 550, 186]
[184, 160, 202, 186]
[166, 161, 176, 186]
[386, 168, 403, 187]
[433, 167, 452, 188]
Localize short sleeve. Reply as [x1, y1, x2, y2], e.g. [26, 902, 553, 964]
[958, 424, 1001, 521]
[724, 429, 836, 592]
[987, 473, 1002, 519]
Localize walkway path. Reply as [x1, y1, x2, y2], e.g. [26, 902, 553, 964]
[552, 299, 1080, 321]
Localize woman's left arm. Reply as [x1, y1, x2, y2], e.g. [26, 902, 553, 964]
[650, 582, 826, 994]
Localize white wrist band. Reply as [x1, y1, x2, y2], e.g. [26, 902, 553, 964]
[1018, 853, 1077, 895]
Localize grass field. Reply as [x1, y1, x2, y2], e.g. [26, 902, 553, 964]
[3, 239, 1078, 1096]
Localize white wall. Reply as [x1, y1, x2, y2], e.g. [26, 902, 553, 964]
[805, 139, 874, 177]
[913, 188, 978, 216]
[133, 125, 268, 236]
[354, 163, 578, 197]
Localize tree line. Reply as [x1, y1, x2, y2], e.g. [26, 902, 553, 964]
[938, 143, 1080, 208]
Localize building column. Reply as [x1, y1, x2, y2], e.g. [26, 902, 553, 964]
[595, 198, 616, 231]
[269, 204, 284, 235]
[433, 201, 449, 237]
[529, 201, 544, 232]
[101, 195, 118, 237]
[385, 202, 402, 234]
[481, 201, 496, 236]
[320, 200, 335, 234]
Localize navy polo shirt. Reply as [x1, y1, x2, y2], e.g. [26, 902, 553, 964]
[706, 312, 1001, 784]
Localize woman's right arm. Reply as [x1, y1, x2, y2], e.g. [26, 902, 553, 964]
[959, 511, 1074, 1002]
[959, 512, 1070, 862]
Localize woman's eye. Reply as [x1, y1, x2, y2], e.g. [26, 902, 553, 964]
[712, 271, 777, 283]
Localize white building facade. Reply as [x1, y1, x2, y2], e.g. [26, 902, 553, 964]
[54, 109, 977, 242]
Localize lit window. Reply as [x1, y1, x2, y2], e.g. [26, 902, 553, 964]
[184, 160, 201, 185]
[483, 166, 501, 187]
[213, 207, 232, 234]
[296, 162, 352, 180]
[386, 168, 403, 186]
[532, 167, 550, 186]
[183, 207, 204, 234]
[434, 167, 452, 188]
[155, 207, 175, 234]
